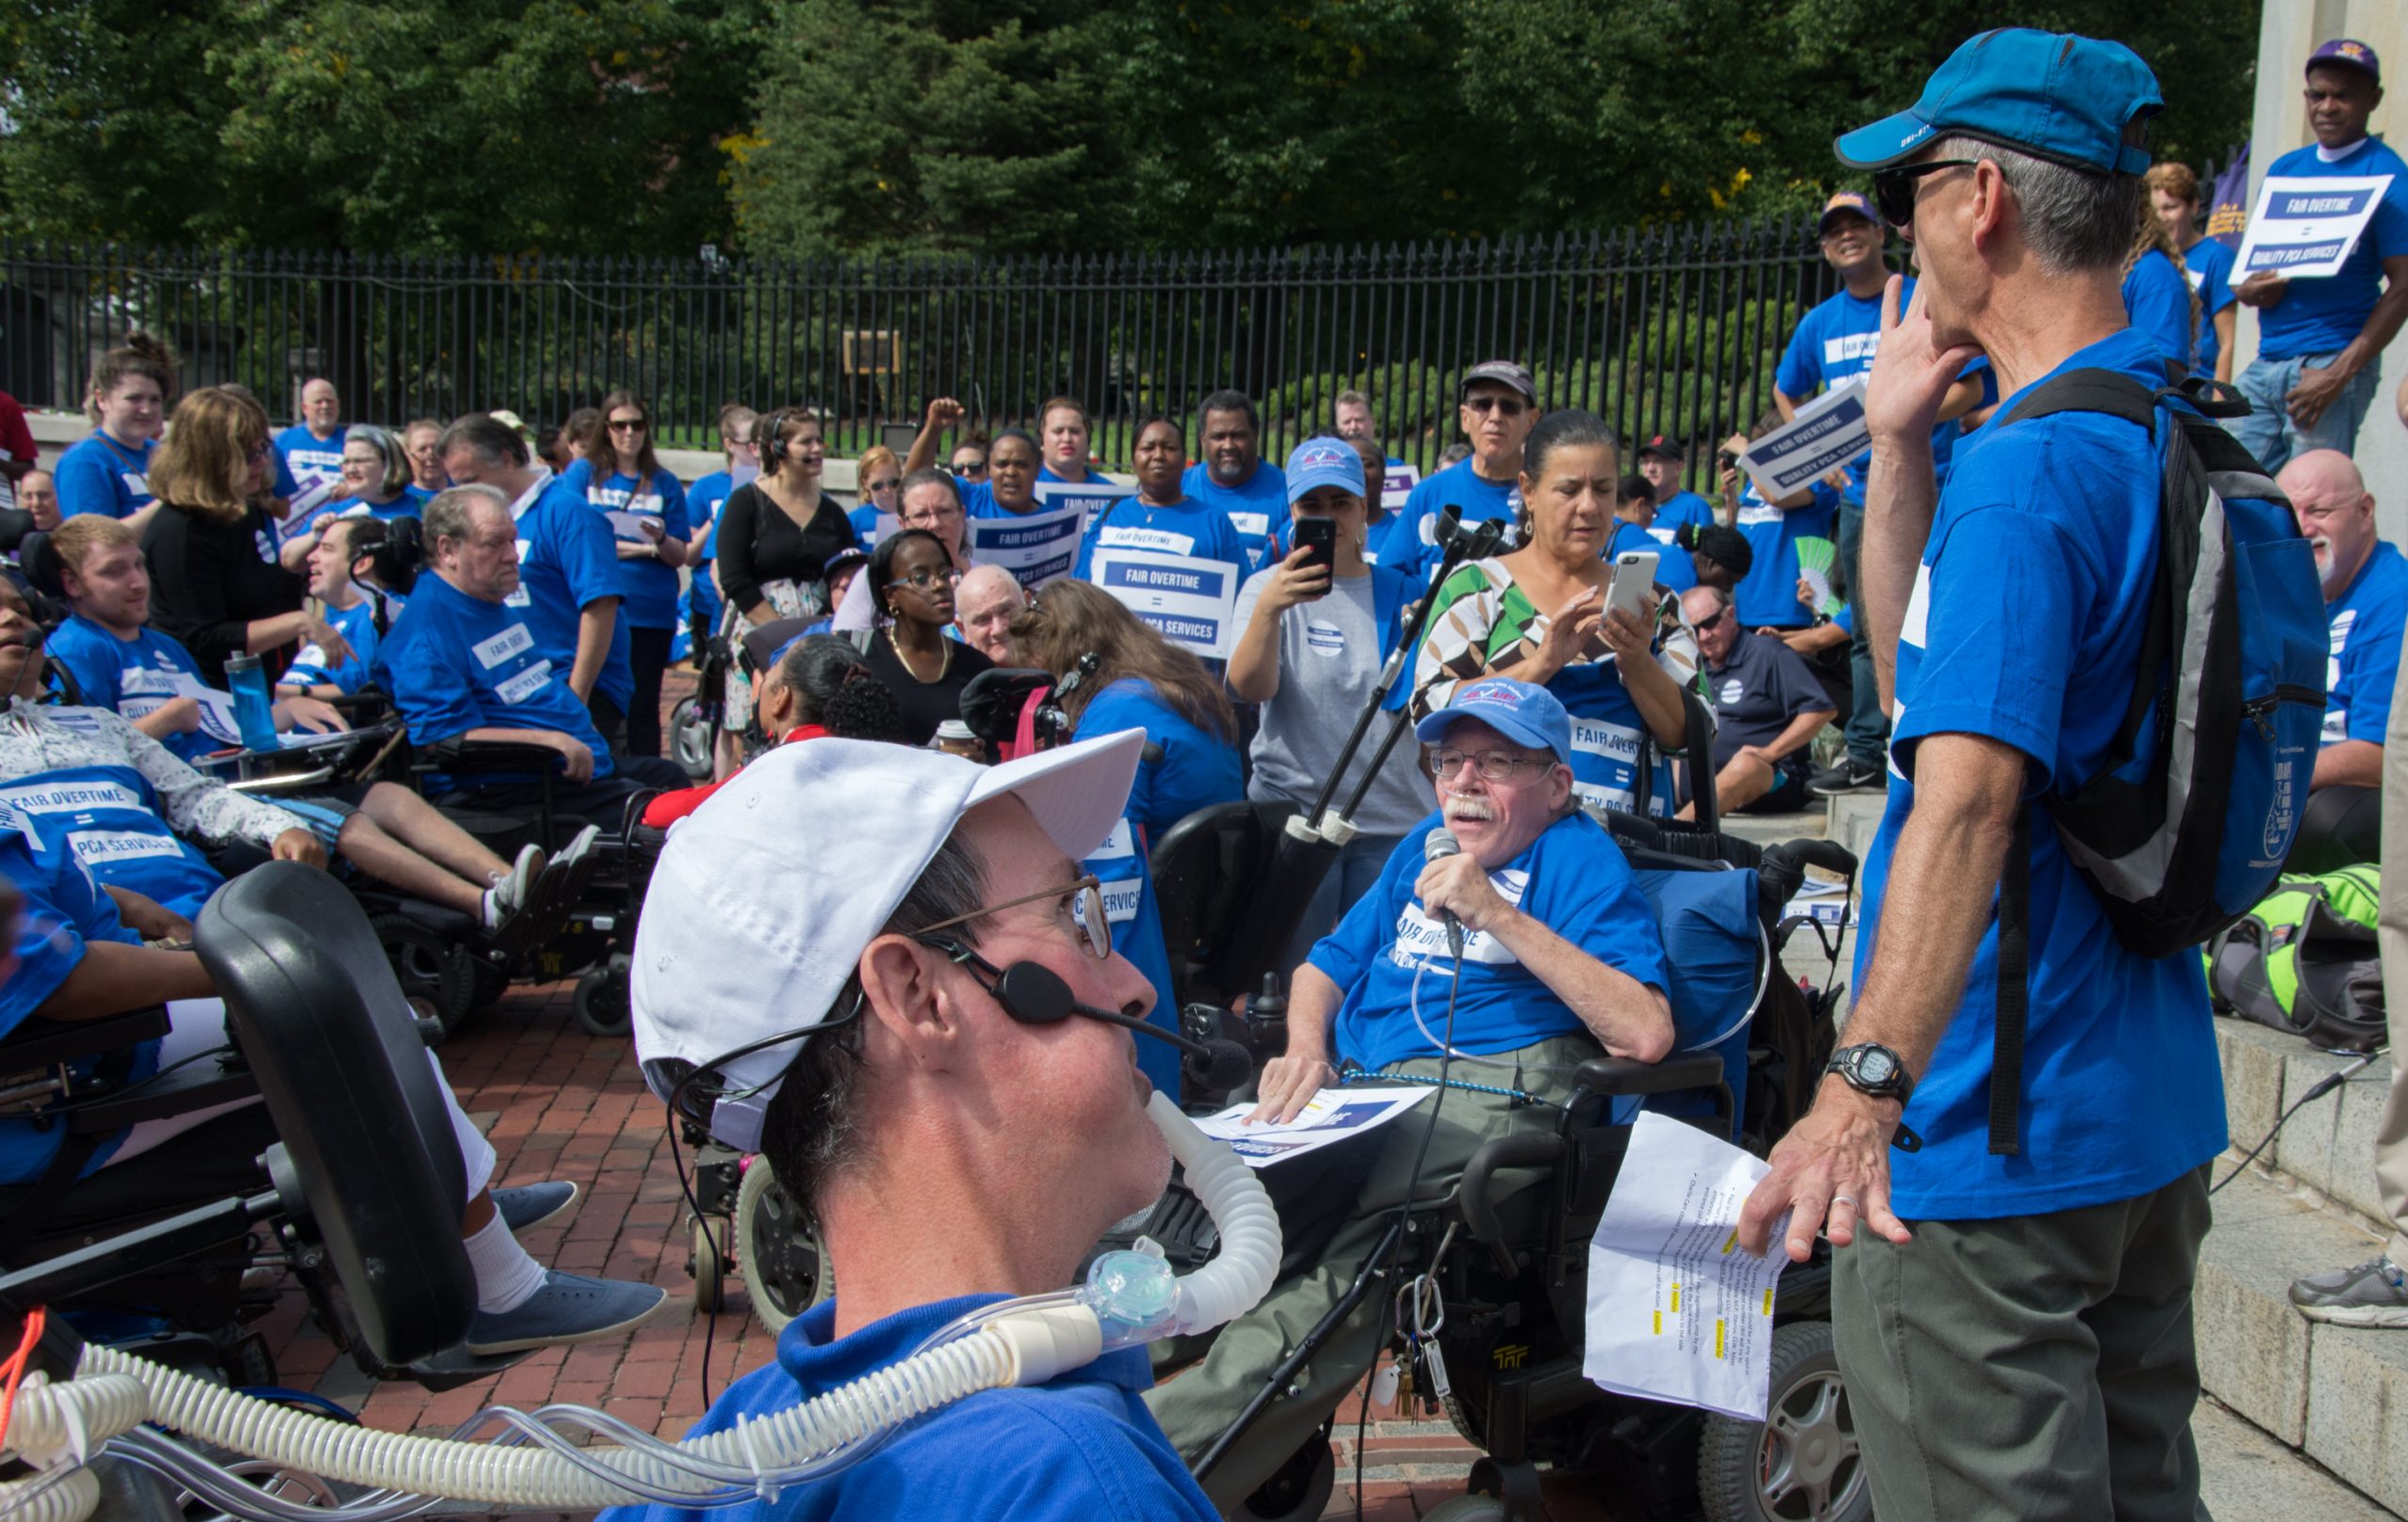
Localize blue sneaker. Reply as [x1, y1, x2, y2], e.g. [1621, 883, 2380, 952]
[466, 1271, 667, 1355]
[492, 1181, 578, 1233]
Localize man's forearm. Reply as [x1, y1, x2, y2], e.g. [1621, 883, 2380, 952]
[2313, 738, 2384, 791]
[1286, 963, 1341, 1060]
[1861, 436, 1940, 713]
[571, 599, 619, 700]
[1765, 708, 1836, 763]
[40, 943, 215, 1021]
[1489, 909, 1671, 1061]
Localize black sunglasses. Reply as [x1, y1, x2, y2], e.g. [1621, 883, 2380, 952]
[1874, 159, 1979, 230]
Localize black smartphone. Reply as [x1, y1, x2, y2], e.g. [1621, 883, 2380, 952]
[1293, 515, 1338, 593]
[1718, 448, 1741, 471]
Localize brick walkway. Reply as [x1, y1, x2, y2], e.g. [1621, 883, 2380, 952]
[253, 978, 1525, 1519]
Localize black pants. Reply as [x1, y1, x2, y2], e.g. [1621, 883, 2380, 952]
[2289, 783, 2382, 875]
[438, 768, 684, 848]
[588, 692, 627, 756]
[626, 626, 673, 758]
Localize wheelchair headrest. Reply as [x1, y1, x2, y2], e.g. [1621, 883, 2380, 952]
[14, 531, 63, 602]
[194, 863, 478, 1366]
[0, 507, 34, 558]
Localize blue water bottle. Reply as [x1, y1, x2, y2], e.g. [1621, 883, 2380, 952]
[224, 653, 279, 752]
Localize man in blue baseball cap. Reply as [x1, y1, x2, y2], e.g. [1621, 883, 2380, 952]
[2228, 38, 2408, 472]
[1735, 29, 2227, 1522]
[1144, 674, 1672, 1511]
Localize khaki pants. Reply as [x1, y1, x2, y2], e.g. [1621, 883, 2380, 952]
[1143, 1034, 1597, 1515]
[2372, 635, 2408, 1260]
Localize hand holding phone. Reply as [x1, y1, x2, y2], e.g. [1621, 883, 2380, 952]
[1292, 516, 1338, 597]
[1604, 550, 1658, 628]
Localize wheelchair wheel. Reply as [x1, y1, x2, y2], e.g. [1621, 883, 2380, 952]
[1697, 1320, 1868, 1522]
[370, 914, 476, 1033]
[1232, 1430, 1334, 1522]
[1418, 1498, 1508, 1521]
[690, 1216, 728, 1314]
[467, 956, 510, 1013]
[572, 957, 631, 1038]
[737, 1159, 830, 1334]
[669, 696, 715, 782]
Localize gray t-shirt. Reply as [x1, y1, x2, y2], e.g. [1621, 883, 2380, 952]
[1232, 568, 1434, 837]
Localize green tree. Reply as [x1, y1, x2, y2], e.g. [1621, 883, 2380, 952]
[732, 0, 1126, 258]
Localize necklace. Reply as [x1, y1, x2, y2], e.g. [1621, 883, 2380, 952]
[886, 625, 950, 685]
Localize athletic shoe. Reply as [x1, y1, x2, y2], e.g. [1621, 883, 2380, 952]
[1807, 758, 1885, 796]
[492, 1181, 578, 1233]
[2289, 1256, 2408, 1327]
[555, 824, 602, 870]
[464, 1271, 667, 1355]
[496, 844, 546, 917]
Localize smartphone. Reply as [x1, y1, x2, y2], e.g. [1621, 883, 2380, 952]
[1293, 515, 1338, 594]
[1605, 550, 1658, 626]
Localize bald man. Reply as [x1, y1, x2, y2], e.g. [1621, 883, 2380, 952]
[18, 470, 58, 531]
[274, 378, 349, 507]
[954, 563, 1023, 667]
[2279, 450, 2408, 871]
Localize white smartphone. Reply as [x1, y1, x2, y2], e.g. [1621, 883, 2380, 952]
[1604, 550, 1658, 626]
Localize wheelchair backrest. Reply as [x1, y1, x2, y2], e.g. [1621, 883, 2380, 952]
[1149, 799, 1300, 1008]
[195, 863, 479, 1366]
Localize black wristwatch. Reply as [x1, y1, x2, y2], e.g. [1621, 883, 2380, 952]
[1827, 1042, 1914, 1103]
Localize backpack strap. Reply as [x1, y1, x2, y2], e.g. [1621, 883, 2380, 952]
[1991, 367, 2161, 433]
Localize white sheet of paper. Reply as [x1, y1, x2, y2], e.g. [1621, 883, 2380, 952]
[1584, 1112, 1788, 1421]
[2235, 174, 2395, 280]
[1738, 379, 1868, 499]
[1192, 1085, 1434, 1169]
[605, 509, 654, 540]
[1089, 547, 1244, 658]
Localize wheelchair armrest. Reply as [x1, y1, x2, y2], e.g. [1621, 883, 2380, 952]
[1459, 1132, 1565, 1263]
[0, 1007, 172, 1071]
[1574, 1052, 1725, 1098]
[226, 765, 336, 795]
[420, 738, 562, 775]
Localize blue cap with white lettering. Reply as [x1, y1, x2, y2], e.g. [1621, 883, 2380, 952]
[1285, 436, 1367, 505]
[1415, 677, 1573, 767]
[1834, 28, 2162, 176]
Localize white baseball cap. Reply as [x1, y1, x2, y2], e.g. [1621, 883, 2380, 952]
[631, 730, 1146, 1149]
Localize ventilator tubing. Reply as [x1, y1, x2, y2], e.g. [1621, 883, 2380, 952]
[2, 1091, 1279, 1518]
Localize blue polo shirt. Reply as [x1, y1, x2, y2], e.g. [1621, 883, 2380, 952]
[284, 593, 396, 696]
[1730, 484, 1839, 628]
[2256, 135, 2408, 361]
[1308, 812, 1666, 1110]
[560, 461, 692, 631]
[2322, 540, 2408, 747]
[373, 571, 616, 791]
[2182, 237, 2239, 374]
[1377, 460, 1521, 581]
[44, 616, 235, 765]
[511, 475, 635, 715]
[595, 1294, 1216, 1522]
[1858, 325, 2223, 1218]
[0, 825, 156, 1184]
[1180, 460, 1290, 573]
[274, 423, 347, 498]
[2121, 248, 2195, 370]
[55, 433, 155, 521]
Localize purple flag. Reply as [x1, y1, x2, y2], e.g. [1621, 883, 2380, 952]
[2208, 142, 2252, 249]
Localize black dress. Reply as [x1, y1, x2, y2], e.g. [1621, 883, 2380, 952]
[141, 502, 306, 686]
[716, 483, 855, 617]
[859, 632, 994, 746]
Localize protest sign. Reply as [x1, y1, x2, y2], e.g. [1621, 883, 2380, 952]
[2235, 175, 2396, 280]
[1380, 463, 1420, 517]
[1737, 378, 1868, 499]
[1034, 476, 1137, 520]
[1090, 547, 1242, 658]
[966, 502, 1086, 589]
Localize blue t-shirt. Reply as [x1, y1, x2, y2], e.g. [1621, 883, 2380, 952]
[2257, 136, 2408, 361]
[274, 423, 347, 498]
[373, 571, 617, 791]
[1377, 460, 1522, 582]
[55, 432, 156, 521]
[2323, 540, 2408, 747]
[0, 825, 155, 1184]
[2181, 237, 2239, 374]
[511, 476, 635, 714]
[1607, 519, 1697, 594]
[403, 484, 438, 511]
[1180, 460, 1290, 573]
[1073, 498, 1250, 588]
[347, 494, 420, 523]
[1307, 812, 1666, 1101]
[596, 1294, 1216, 1522]
[561, 461, 692, 631]
[848, 502, 899, 548]
[285, 592, 395, 696]
[45, 616, 232, 765]
[1654, 490, 1717, 536]
[1730, 484, 1839, 628]
[0, 760, 230, 921]
[687, 469, 738, 535]
[1860, 325, 2223, 1218]
[2120, 248, 2195, 371]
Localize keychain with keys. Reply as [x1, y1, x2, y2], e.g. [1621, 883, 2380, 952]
[1399, 1275, 1450, 1411]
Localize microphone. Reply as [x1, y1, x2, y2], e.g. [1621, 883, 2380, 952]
[1425, 828, 1466, 956]
[986, 959, 1255, 1089]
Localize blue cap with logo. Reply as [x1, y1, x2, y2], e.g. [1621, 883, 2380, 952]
[1817, 190, 1881, 234]
[1835, 28, 2162, 176]
[2309, 39, 2381, 86]
[1414, 677, 1573, 767]
[1285, 436, 1367, 506]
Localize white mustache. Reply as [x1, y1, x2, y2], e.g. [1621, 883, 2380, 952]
[1443, 798, 1496, 822]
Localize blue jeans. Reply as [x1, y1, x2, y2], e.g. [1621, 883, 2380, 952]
[1834, 501, 1889, 769]
[1279, 831, 1402, 976]
[2229, 352, 2382, 475]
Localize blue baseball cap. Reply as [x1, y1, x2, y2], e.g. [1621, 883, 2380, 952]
[1414, 677, 1573, 767]
[2309, 39, 2381, 87]
[1817, 191, 1881, 234]
[1835, 28, 2162, 176]
[1285, 436, 1366, 505]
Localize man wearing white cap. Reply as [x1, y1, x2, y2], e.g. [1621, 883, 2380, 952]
[612, 729, 1218, 1522]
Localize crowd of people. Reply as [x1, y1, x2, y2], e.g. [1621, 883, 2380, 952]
[11, 21, 2408, 1522]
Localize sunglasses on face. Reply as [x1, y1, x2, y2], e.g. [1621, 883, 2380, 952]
[1697, 605, 1734, 632]
[1873, 159, 1978, 230]
[1464, 396, 1528, 417]
[866, 477, 901, 492]
[608, 419, 647, 434]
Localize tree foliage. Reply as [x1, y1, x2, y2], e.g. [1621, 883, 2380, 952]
[0, 0, 2261, 258]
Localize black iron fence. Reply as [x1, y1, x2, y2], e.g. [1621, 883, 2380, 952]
[0, 223, 1842, 481]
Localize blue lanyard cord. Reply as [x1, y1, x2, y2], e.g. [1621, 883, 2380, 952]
[1345, 1068, 1559, 1110]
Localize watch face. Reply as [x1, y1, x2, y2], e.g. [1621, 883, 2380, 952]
[1856, 1047, 1895, 1084]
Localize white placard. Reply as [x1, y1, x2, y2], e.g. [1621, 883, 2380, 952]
[1584, 1113, 1790, 1422]
[1380, 463, 1420, 516]
[2234, 174, 2396, 280]
[1191, 1086, 1434, 1168]
[1090, 547, 1243, 658]
[1737, 378, 1868, 499]
[966, 502, 1087, 590]
[1034, 476, 1137, 520]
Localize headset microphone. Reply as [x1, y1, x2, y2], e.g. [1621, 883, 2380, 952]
[985, 958, 1253, 1088]
[1425, 828, 1467, 956]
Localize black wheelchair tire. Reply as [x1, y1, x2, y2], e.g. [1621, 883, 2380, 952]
[467, 957, 510, 1013]
[1231, 1431, 1335, 1522]
[370, 913, 476, 1034]
[690, 1216, 728, 1314]
[736, 1159, 831, 1334]
[571, 957, 632, 1038]
[1697, 1319, 1869, 1522]
[1417, 1497, 1509, 1521]
[669, 696, 715, 782]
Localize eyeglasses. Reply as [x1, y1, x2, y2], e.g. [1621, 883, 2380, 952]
[1873, 159, 1978, 230]
[245, 438, 272, 461]
[904, 504, 964, 526]
[1464, 396, 1528, 417]
[865, 477, 901, 493]
[608, 419, 648, 434]
[1428, 747, 1555, 784]
[915, 875, 1112, 961]
[898, 564, 964, 591]
[955, 459, 989, 478]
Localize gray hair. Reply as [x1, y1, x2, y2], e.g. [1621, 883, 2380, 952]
[1334, 388, 1370, 413]
[1925, 135, 2141, 276]
[437, 413, 531, 470]
[421, 483, 508, 547]
[343, 423, 412, 499]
